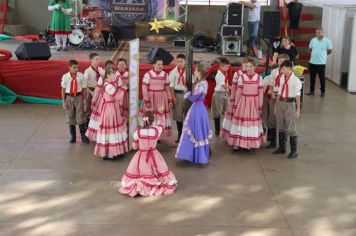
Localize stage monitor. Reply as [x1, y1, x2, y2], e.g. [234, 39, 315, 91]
[15, 42, 51, 60]
[147, 46, 174, 65]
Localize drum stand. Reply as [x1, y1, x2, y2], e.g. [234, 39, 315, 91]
[77, 30, 97, 50]
[106, 32, 117, 49]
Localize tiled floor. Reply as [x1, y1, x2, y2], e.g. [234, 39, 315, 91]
[1, 70, 356, 235]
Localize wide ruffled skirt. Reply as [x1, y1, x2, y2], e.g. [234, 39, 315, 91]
[220, 95, 264, 149]
[94, 102, 129, 157]
[119, 149, 177, 197]
[175, 102, 212, 164]
[86, 86, 104, 141]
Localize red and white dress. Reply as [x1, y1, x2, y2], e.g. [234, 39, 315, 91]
[94, 81, 129, 157]
[220, 73, 265, 149]
[119, 123, 177, 197]
[116, 70, 129, 119]
[139, 70, 173, 138]
[86, 77, 104, 141]
[222, 69, 247, 129]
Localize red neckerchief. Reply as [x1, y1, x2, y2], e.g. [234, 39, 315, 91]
[118, 70, 127, 77]
[246, 73, 256, 80]
[152, 69, 162, 76]
[70, 73, 78, 96]
[91, 65, 100, 80]
[177, 66, 186, 86]
[281, 73, 293, 98]
[274, 68, 282, 88]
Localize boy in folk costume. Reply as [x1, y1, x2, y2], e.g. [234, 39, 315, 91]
[116, 58, 129, 119]
[169, 54, 187, 143]
[273, 60, 302, 159]
[61, 60, 90, 144]
[212, 57, 230, 136]
[262, 54, 290, 148]
[48, 0, 72, 51]
[84, 53, 105, 128]
[139, 57, 173, 139]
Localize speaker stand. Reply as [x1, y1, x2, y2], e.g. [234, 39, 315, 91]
[264, 38, 272, 75]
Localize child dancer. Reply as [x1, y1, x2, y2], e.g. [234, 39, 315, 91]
[94, 67, 129, 160]
[273, 60, 302, 159]
[48, 0, 72, 51]
[84, 53, 105, 129]
[139, 57, 173, 139]
[176, 64, 212, 165]
[116, 58, 129, 119]
[86, 60, 115, 141]
[119, 104, 177, 197]
[212, 58, 230, 136]
[221, 58, 264, 151]
[262, 54, 290, 148]
[61, 60, 89, 144]
[169, 54, 187, 143]
[221, 57, 248, 138]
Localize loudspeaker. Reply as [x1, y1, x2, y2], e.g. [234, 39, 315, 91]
[15, 42, 51, 60]
[226, 3, 243, 25]
[221, 25, 243, 37]
[147, 46, 174, 65]
[263, 11, 281, 38]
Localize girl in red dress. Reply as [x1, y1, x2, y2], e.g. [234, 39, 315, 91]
[221, 58, 265, 151]
[119, 105, 177, 197]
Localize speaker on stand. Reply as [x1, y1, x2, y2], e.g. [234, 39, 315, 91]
[220, 3, 244, 56]
[262, 11, 281, 74]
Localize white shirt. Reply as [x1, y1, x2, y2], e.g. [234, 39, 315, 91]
[97, 77, 103, 86]
[169, 66, 187, 91]
[84, 66, 105, 88]
[61, 72, 87, 93]
[278, 73, 302, 98]
[248, 1, 261, 22]
[263, 68, 281, 93]
[214, 70, 228, 92]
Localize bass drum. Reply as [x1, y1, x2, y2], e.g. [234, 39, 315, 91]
[68, 29, 85, 45]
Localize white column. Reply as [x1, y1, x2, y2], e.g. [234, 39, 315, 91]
[347, 12, 356, 92]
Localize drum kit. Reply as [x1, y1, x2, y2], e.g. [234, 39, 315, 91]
[45, 0, 117, 50]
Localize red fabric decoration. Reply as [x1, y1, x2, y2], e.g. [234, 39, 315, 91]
[0, 60, 265, 107]
[14, 35, 42, 41]
[0, 49, 12, 61]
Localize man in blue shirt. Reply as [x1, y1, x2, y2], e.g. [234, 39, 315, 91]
[307, 27, 333, 97]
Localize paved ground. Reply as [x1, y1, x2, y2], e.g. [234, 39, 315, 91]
[1, 78, 356, 236]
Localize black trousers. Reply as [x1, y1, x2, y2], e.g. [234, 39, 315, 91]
[309, 63, 326, 93]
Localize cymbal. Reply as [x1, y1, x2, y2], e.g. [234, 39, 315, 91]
[86, 7, 102, 11]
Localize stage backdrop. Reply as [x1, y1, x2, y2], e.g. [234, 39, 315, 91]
[90, 0, 180, 27]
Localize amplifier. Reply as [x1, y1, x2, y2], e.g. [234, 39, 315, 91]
[221, 25, 243, 37]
